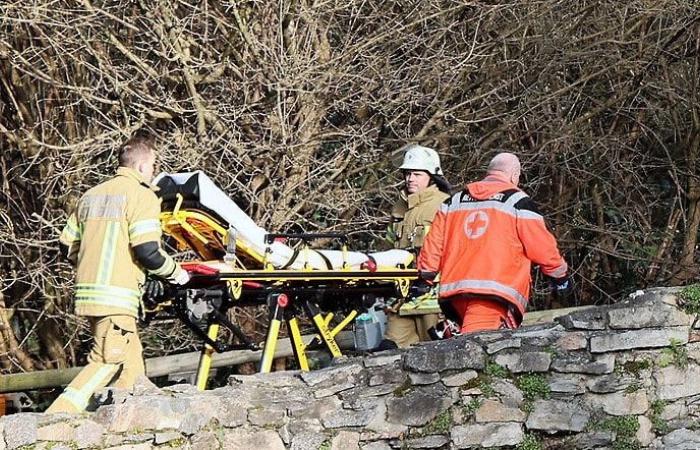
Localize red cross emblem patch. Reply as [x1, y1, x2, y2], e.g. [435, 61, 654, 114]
[464, 211, 489, 239]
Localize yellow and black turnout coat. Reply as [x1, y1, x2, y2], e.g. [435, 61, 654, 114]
[60, 167, 179, 318]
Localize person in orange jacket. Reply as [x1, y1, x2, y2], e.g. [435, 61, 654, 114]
[417, 152, 572, 333]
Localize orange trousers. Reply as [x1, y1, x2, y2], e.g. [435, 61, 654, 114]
[451, 297, 509, 333]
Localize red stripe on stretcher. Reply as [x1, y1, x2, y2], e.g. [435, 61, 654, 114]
[181, 263, 220, 275]
[180, 263, 264, 289]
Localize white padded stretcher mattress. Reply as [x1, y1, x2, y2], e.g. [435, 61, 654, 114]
[154, 171, 413, 270]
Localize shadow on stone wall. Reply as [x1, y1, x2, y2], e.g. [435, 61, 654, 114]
[2, 287, 700, 449]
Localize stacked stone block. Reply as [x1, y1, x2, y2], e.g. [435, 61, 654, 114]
[2, 286, 700, 449]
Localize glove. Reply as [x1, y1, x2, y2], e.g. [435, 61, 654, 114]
[143, 278, 166, 307]
[549, 275, 574, 301]
[408, 279, 432, 299]
[408, 270, 438, 299]
[418, 270, 437, 282]
[428, 319, 461, 340]
[168, 266, 191, 286]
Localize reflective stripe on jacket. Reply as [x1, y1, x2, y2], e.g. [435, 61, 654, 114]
[417, 174, 567, 321]
[387, 184, 450, 250]
[59, 167, 177, 317]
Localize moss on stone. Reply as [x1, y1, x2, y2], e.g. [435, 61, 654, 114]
[516, 373, 550, 402]
[658, 338, 688, 369]
[624, 382, 642, 394]
[649, 399, 669, 434]
[595, 415, 641, 450]
[517, 373, 550, 413]
[460, 372, 496, 398]
[420, 409, 452, 435]
[462, 398, 482, 416]
[484, 361, 509, 379]
[679, 284, 700, 315]
[544, 346, 558, 357]
[516, 433, 542, 450]
[462, 376, 481, 391]
[393, 379, 413, 397]
[618, 359, 651, 377]
[479, 378, 496, 398]
[163, 437, 188, 448]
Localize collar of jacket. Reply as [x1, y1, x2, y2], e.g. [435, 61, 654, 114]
[405, 184, 442, 209]
[482, 173, 514, 185]
[116, 167, 158, 191]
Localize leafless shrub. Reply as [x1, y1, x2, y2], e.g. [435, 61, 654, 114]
[1, 0, 698, 371]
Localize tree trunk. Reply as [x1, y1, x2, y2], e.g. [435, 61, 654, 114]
[673, 129, 700, 283]
[0, 292, 34, 372]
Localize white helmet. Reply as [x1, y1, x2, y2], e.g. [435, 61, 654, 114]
[398, 144, 443, 175]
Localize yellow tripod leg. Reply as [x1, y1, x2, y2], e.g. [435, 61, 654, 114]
[195, 323, 220, 391]
[260, 319, 281, 373]
[303, 301, 342, 358]
[308, 310, 356, 348]
[260, 294, 288, 373]
[311, 314, 342, 357]
[331, 309, 358, 337]
[287, 317, 310, 371]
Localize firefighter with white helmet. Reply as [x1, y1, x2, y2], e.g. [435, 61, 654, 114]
[398, 144, 443, 175]
[382, 144, 451, 348]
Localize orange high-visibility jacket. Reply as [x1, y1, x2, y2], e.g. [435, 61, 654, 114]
[418, 174, 567, 322]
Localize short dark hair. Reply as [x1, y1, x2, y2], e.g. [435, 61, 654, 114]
[118, 133, 155, 168]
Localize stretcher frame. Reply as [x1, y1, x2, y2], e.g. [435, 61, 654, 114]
[151, 194, 418, 389]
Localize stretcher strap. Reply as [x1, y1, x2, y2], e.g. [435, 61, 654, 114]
[314, 250, 333, 270]
[280, 249, 300, 270]
[281, 248, 336, 270]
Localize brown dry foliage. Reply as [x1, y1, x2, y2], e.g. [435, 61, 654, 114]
[0, 0, 699, 372]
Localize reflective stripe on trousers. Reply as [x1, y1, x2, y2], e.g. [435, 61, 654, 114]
[45, 316, 144, 414]
[52, 364, 118, 411]
[439, 279, 528, 310]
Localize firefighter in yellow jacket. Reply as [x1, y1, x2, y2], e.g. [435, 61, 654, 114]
[383, 145, 451, 348]
[47, 134, 190, 414]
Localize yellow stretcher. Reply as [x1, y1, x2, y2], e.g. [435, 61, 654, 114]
[145, 171, 418, 389]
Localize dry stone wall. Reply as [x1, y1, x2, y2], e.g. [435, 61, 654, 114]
[2, 286, 700, 449]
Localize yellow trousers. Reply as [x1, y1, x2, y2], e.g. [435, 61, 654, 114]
[384, 312, 439, 348]
[46, 315, 144, 414]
